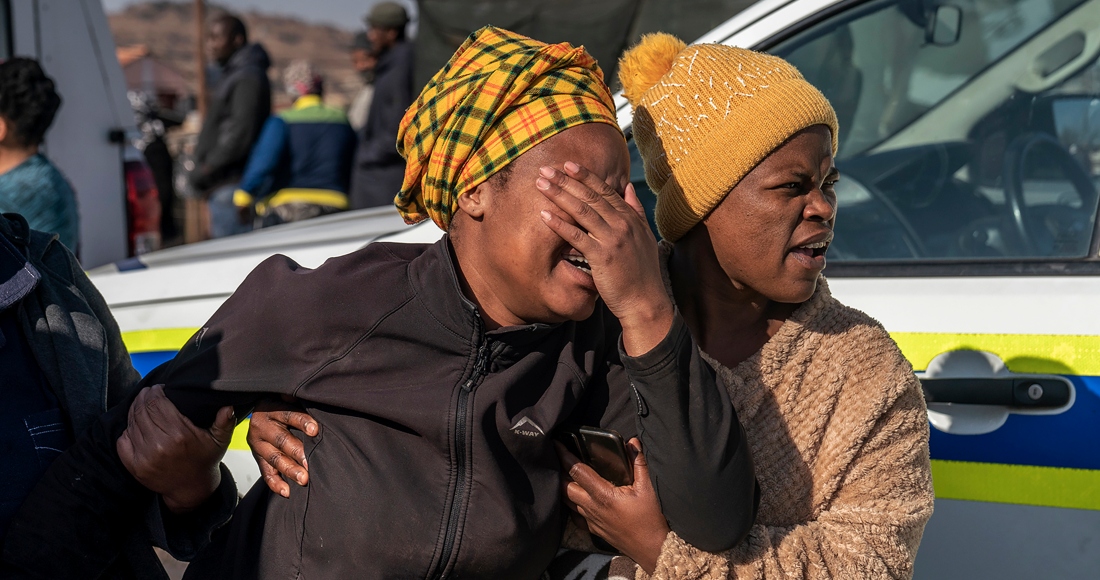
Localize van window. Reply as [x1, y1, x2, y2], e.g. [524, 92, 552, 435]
[765, 0, 1100, 261]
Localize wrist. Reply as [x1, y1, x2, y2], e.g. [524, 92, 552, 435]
[634, 526, 670, 575]
[619, 298, 675, 357]
[162, 466, 222, 514]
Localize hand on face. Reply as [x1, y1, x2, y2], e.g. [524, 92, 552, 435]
[557, 438, 670, 574]
[537, 162, 674, 356]
[246, 399, 317, 497]
[116, 385, 235, 514]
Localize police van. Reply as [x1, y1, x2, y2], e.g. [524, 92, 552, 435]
[89, 0, 1100, 576]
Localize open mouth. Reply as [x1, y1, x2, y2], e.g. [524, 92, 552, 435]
[790, 239, 829, 259]
[562, 254, 592, 275]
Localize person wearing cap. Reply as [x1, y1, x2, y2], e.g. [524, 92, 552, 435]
[555, 34, 935, 579]
[5, 27, 755, 579]
[349, 1, 416, 210]
[347, 31, 378, 131]
[232, 60, 357, 227]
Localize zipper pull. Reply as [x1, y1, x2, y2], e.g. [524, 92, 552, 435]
[463, 342, 491, 391]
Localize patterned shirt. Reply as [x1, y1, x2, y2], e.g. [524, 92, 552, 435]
[0, 154, 79, 251]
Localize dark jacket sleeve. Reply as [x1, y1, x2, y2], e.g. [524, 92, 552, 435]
[193, 73, 269, 190]
[356, 43, 414, 167]
[615, 312, 757, 553]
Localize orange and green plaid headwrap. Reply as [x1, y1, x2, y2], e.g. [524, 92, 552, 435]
[395, 26, 620, 230]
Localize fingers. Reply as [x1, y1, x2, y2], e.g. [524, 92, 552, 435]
[627, 438, 652, 489]
[622, 183, 647, 222]
[244, 429, 305, 488]
[208, 405, 237, 447]
[537, 166, 615, 241]
[116, 430, 135, 471]
[254, 448, 292, 498]
[278, 409, 319, 438]
[248, 412, 311, 472]
[562, 161, 633, 214]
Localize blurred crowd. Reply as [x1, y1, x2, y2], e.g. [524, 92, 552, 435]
[190, 2, 415, 239]
[0, 2, 416, 254]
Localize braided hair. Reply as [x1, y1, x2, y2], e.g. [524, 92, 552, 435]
[0, 58, 61, 147]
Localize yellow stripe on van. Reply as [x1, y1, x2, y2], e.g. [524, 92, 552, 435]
[122, 328, 199, 353]
[124, 328, 1100, 376]
[230, 419, 252, 451]
[891, 332, 1100, 376]
[932, 460, 1100, 511]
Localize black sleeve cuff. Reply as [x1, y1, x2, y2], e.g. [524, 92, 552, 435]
[148, 463, 238, 561]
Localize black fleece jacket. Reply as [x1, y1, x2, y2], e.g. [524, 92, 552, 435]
[7, 237, 757, 579]
[191, 44, 272, 193]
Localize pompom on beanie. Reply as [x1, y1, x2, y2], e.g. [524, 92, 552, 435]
[619, 34, 839, 241]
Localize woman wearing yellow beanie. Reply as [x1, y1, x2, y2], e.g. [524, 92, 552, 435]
[561, 34, 934, 579]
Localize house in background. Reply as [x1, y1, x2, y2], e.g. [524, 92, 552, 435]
[117, 45, 192, 111]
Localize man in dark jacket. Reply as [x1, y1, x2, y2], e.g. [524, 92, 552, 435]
[348, 2, 415, 209]
[0, 213, 238, 579]
[190, 14, 272, 238]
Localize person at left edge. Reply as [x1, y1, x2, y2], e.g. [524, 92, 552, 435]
[189, 13, 272, 238]
[0, 59, 78, 253]
[232, 60, 356, 227]
[0, 213, 239, 580]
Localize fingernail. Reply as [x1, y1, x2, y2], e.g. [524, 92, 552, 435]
[564, 161, 579, 173]
[540, 210, 552, 221]
[302, 457, 308, 469]
[539, 166, 556, 178]
[536, 177, 550, 190]
[281, 488, 290, 498]
[297, 474, 307, 485]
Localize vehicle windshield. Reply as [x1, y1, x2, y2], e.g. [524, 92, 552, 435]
[765, 0, 1100, 261]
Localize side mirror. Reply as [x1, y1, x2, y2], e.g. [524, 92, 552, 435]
[927, 5, 962, 46]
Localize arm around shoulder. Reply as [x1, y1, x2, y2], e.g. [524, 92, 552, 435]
[622, 312, 757, 554]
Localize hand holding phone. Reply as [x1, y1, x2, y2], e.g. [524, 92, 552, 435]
[553, 425, 633, 487]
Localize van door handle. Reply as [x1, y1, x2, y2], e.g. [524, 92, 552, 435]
[920, 377, 1071, 408]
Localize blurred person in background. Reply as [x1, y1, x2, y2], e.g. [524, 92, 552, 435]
[347, 31, 378, 132]
[349, 1, 414, 209]
[233, 60, 356, 227]
[189, 13, 271, 238]
[129, 90, 183, 243]
[0, 58, 78, 253]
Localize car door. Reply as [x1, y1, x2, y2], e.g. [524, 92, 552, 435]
[628, 0, 1100, 577]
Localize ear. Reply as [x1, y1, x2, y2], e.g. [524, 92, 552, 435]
[456, 181, 491, 220]
[0, 117, 7, 144]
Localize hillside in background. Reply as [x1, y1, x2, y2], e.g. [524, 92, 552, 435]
[109, 1, 364, 108]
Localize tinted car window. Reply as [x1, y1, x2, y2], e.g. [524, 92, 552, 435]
[767, 0, 1100, 261]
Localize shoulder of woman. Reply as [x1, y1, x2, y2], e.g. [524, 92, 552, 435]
[805, 290, 917, 382]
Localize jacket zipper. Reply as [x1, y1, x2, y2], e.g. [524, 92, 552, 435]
[434, 337, 490, 578]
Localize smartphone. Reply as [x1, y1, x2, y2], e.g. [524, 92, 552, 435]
[554, 425, 634, 487]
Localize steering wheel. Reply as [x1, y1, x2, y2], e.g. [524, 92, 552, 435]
[860, 179, 929, 258]
[1002, 132, 1099, 256]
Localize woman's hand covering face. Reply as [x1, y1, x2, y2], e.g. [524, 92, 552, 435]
[537, 162, 675, 356]
[557, 438, 670, 574]
[116, 384, 235, 513]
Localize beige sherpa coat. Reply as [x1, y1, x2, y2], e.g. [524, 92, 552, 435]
[637, 267, 934, 579]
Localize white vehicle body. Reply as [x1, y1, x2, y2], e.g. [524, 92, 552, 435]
[5, 0, 134, 267]
[91, 0, 1100, 577]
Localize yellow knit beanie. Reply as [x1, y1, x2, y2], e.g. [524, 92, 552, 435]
[619, 34, 839, 241]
